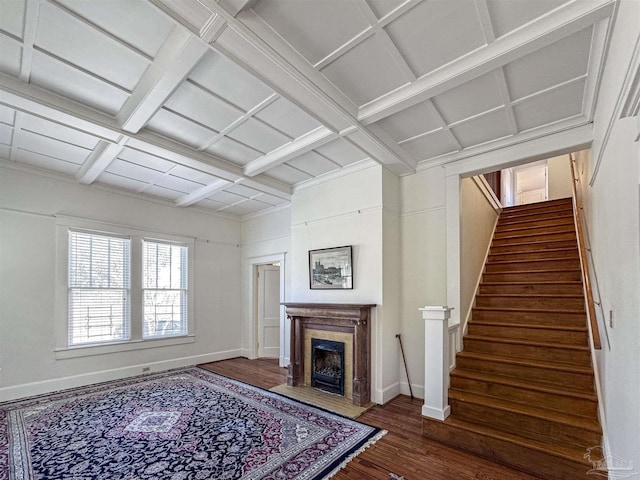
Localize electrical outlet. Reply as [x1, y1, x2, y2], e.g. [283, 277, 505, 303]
[142, 367, 150, 373]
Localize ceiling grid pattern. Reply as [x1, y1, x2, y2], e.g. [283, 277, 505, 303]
[0, 0, 616, 218]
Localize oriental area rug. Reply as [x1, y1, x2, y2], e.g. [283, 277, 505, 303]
[0, 367, 385, 480]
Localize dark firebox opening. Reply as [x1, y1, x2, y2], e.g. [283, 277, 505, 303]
[311, 338, 345, 396]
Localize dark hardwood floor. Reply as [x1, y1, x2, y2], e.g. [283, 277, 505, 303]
[199, 357, 542, 480]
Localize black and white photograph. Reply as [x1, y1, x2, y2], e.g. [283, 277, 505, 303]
[309, 246, 353, 290]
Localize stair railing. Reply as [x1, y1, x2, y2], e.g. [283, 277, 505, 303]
[569, 158, 602, 350]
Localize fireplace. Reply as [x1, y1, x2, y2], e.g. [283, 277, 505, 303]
[284, 303, 374, 407]
[311, 338, 345, 396]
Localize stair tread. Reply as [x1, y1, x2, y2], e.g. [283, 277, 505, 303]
[470, 321, 587, 332]
[486, 257, 579, 265]
[481, 281, 582, 285]
[484, 267, 582, 274]
[476, 293, 584, 298]
[451, 369, 597, 402]
[473, 306, 586, 314]
[489, 247, 578, 256]
[457, 351, 594, 374]
[435, 416, 594, 464]
[466, 335, 590, 351]
[491, 238, 577, 248]
[449, 389, 601, 432]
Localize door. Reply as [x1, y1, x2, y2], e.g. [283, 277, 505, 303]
[257, 264, 280, 358]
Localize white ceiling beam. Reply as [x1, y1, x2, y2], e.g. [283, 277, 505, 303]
[175, 178, 230, 207]
[9, 111, 24, 161]
[19, 0, 40, 82]
[76, 138, 126, 185]
[359, 0, 616, 125]
[117, 27, 210, 133]
[0, 73, 292, 198]
[244, 126, 337, 177]
[218, 0, 258, 18]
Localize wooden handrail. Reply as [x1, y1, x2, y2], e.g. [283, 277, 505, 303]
[569, 159, 601, 349]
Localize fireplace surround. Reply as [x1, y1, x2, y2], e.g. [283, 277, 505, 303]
[283, 303, 375, 407]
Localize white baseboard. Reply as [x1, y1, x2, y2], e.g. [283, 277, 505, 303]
[0, 349, 242, 402]
[399, 381, 424, 399]
[422, 404, 451, 421]
[280, 356, 289, 368]
[376, 381, 401, 405]
[241, 348, 256, 359]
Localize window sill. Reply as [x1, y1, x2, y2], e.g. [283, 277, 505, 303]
[54, 335, 196, 359]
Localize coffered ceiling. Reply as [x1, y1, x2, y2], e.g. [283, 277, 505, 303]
[0, 0, 615, 217]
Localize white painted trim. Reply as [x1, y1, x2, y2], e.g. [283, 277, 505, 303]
[421, 404, 450, 421]
[400, 205, 446, 218]
[399, 381, 424, 400]
[240, 202, 290, 222]
[175, 178, 231, 207]
[590, 32, 640, 186]
[54, 335, 196, 359]
[0, 349, 242, 402]
[76, 138, 127, 185]
[472, 174, 503, 212]
[378, 381, 401, 405]
[292, 159, 378, 193]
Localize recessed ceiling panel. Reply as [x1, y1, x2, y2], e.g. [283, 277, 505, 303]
[255, 97, 322, 139]
[0, 37, 21, 76]
[253, 0, 370, 65]
[225, 184, 261, 199]
[0, 124, 13, 145]
[0, 105, 16, 126]
[433, 71, 504, 124]
[30, 52, 129, 115]
[189, 50, 274, 112]
[118, 147, 174, 172]
[504, 27, 592, 100]
[254, 193, 287, 206]
[230, 198, 272, 213]
[451, 109, 512, 148]
[105, 159, 164, 184]
[401, 130, 459, 161]
[196, 198, 228, 210]
[227, 118, 290, 153]
[145, 185, 183, 201]
[146, 109, 216, 149]
[56, 0, 175, 57]
[375, 102, 441, 142]
[16, 150, 80, 175]
[487, 0, 567, 38]
[208, 190, 245, 205]
[286, 150, 339, 177]
[513, 80, 585, 131]
[170, 165, 217, 185]
[165, 82, 243, 133]
[19, 130, 91, 164]
[321, 34, 409, 106]
[315, 138, 368, 167]
[0, 0, 25, 39]
[36, 2, 149, 91]
[206, 136, 262, 165]
[264, 163, 312, 185]
[366, 0, 406, 19]
[385, 0, 485, 77]
[21, 115, 100, 150]
[154, 175, 203, 194]
[97, 171, 149, 191]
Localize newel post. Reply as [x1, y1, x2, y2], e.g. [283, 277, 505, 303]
[420, 306, 453, 421]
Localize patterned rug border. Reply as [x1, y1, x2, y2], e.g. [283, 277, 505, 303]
[1, 366, 386, 480]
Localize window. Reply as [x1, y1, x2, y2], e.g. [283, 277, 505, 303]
[143, 240, 188, 338]
[68, 231, 130, 346]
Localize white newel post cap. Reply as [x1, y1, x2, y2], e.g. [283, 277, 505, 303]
[419, 306, 453, 321]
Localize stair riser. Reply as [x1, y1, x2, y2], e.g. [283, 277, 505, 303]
[483, 270, 582, 283]
[492, 232, 577, 246]
[449, 399, 601, 448]
[475, 296, 585, 310]
[478, 283, 583, 295]
[496, 217, 574, 233]
[494, 225, 575, 240]
[464, 339, 591, 366]
[501, 199, 572, 215]
[488, 249, 579, 262]
[450, 375, 598, 418]
[422, 418, 593, 480]
[467, 324, 589, 345]
[490, 239, 577, 254]
[472, 308, 586, 326]
[498, 214, 574, 228]
[456, 356, 595, 391]
[485, 259, 581, 273]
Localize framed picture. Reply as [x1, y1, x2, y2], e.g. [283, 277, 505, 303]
[309, 246, 353, 290]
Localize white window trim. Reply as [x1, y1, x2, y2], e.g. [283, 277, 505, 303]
[55, 217, 195, 359]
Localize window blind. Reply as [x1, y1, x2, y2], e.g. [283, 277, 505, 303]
[142, 240, 187, 338]
[68, 230, 130, 345]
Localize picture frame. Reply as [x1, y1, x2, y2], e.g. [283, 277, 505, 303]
[309, 246, 353, 290]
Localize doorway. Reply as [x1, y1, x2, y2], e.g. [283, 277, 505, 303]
[257, 264, 280, 358]
[501, 161, 548, 206]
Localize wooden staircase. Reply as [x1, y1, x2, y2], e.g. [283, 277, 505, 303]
[422, 198, 602, 480]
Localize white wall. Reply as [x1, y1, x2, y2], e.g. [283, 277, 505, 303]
[547, 154, 573, 200]
[577, 0, 640, 470]
[399, 166, 448, 399]
[460, 178, 499, 327]
[240, 206, 291, 364]
[0, 168, 242, 400]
